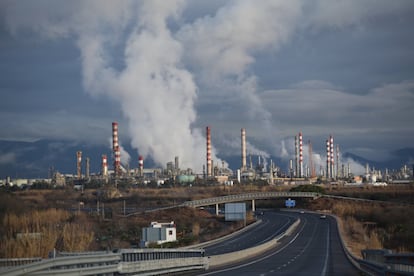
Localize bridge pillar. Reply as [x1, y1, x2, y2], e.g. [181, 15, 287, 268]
[252, 199, 255, 212]
[215, 204, 219, 216]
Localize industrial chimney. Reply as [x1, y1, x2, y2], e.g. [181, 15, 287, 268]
[138, 155, 144, 177]
[330, 135, 334, 179]
[206, 126, 212, 177]
[326, 138, 330, 179]
[76, 151, 82, 180]
[101, 154, 108, 177]
[112, 122, 121, 177]
[294, 135, 298, 177]
[85, 157, 90, 180]
[174, 156, 179, 171]
[241, 128, 247, 171]
[336, 144, 340, 178]
[299, 132, 303, 178]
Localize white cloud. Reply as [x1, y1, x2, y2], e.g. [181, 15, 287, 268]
[305, 0, 414, 30]
[1, 0, 413, 173]
[261, 80, 414, 137]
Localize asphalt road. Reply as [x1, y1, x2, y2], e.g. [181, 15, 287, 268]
[202, 212, 360, 276]
[204, 210, 296, 255]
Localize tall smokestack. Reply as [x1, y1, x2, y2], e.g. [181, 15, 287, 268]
[85, 157, 90, 179]
[138, 155, 144, 177]
[299, 132, 303, 178]
[330, 135, 334, 179]
[336, 144, 340, 178]
[206, 126, 212, 177]
[174, 156, 179, 171]
[112, 122, 121, 177]
[294, 135, 298, 177]
[326, 139, 330, 179]
[102, 154, 108, 177]
[241, 128, 247, 170]
[76, 151, 82, 180]
[308, 140, 315, 178]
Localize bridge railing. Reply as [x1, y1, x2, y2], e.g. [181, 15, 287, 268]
[0, 249, 207, 276]
[181, 192, 320, 207]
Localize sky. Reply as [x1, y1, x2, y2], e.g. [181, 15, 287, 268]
[0, 0, 413, 175]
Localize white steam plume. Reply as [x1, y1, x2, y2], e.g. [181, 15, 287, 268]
[3, 0, 405, 174]
[83, 1, 223, 172]
[107, 138, 131, 166]
[2, 1, 221, 172]
[178, 0, 302, 155]
[281, 136, 366, 176]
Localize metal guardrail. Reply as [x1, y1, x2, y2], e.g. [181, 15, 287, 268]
[2, 253, 120, 276]
[181, 192, 320, 207]
[0, 249, 207, 276]
[359, 250, 414, 275]
[0, 258, 42, 269]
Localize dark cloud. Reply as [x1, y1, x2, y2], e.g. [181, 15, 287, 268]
[0, 0, 413, 172]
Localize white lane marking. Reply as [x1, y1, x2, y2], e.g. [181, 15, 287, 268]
[261, 218, 292, 243]
[198, 217, 307, 275]
[276, 215, 320, 272]
[321, 223, 330, 276]
[211, 219, 271, 248]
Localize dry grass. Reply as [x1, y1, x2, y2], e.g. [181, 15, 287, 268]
[0, 208, 95, 258]
[2, 185, 412, 258]
[309, 196, 414, 256]
[62, 223, 94, 251]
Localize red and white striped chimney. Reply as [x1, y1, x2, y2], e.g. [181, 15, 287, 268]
[330, 135, 334, 179]
[102, 154, 108, 177]
[112, 122, 121, 176]
[138, 155, 144, 177]
[326, 139, 330, 179]
[206, 126, 212, 177]
[294, 135, 298, 177]
[241, 128, 247, 170]
[77, 151, 82, 180]
[299, 132, 303, 177]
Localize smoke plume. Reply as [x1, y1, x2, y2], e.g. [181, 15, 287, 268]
[2, 1, 221, 172]
[3, 0, 407, 173]
[178, 0, 301, 156]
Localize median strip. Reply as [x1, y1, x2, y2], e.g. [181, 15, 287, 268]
[208, 218, 301, 268]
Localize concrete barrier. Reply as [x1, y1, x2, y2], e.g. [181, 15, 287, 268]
[119, 257, 208, 274]
[209, 218, 301, 268]
[184, 219, 263, 250]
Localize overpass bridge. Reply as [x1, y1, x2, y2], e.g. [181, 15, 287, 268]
[180, 191, 320, 215]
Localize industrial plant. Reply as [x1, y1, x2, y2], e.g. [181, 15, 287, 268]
[1, 122, 413, 189]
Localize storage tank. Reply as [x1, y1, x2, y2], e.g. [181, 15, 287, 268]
[176, 174, 196, 184]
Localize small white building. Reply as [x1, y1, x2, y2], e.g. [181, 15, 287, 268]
[141, 221, 176, 247]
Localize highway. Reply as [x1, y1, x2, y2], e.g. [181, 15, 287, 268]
[202, 211, 360, 275]
[205, 211, 296, 255]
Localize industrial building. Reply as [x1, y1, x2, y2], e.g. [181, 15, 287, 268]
[6, 122, 408, 190]
[141, 221, 177, 247]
